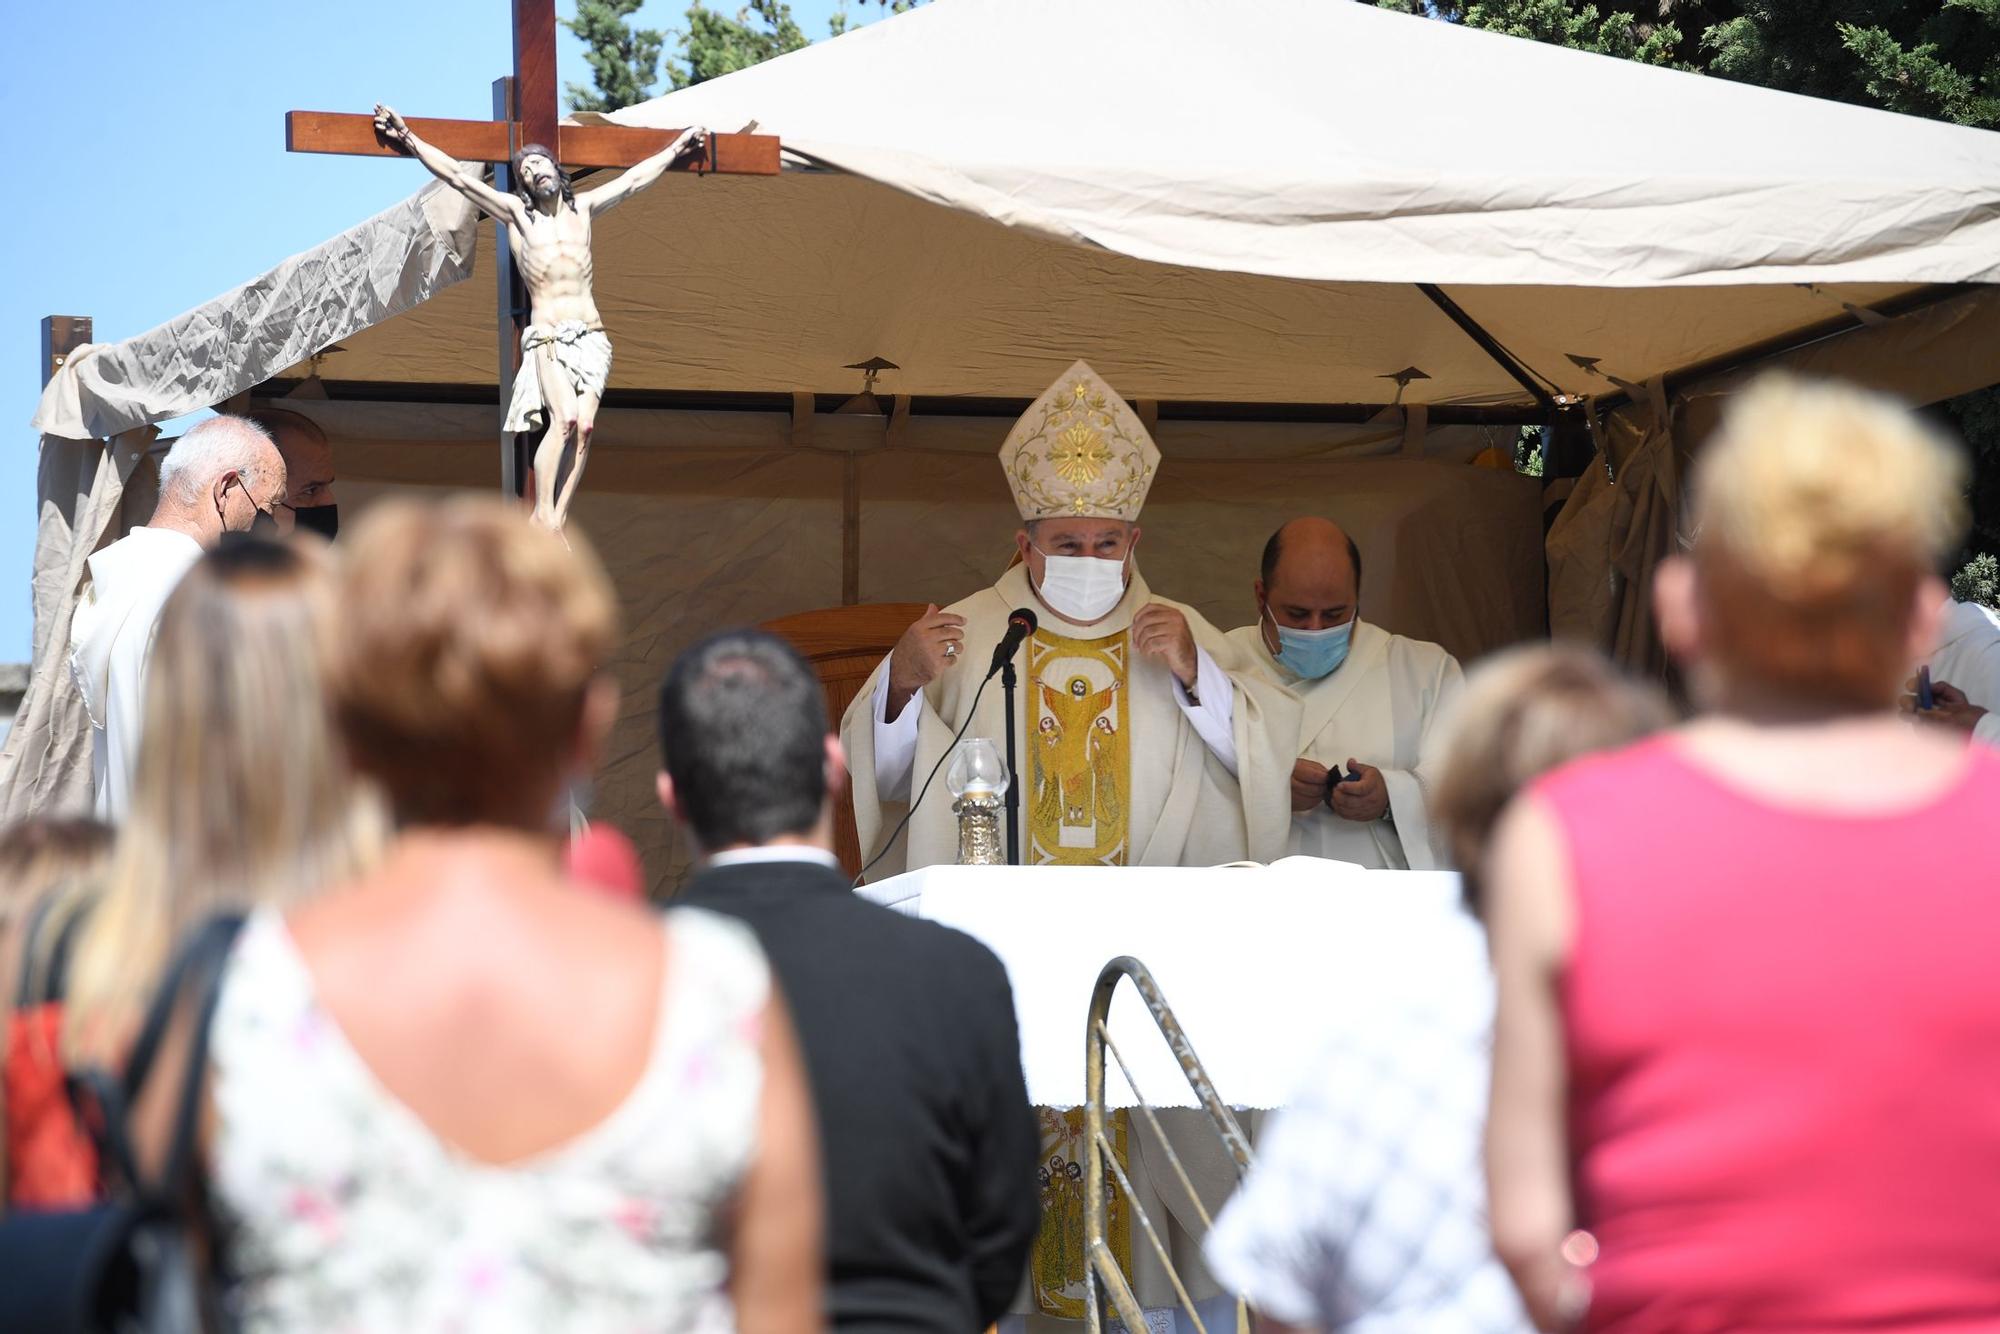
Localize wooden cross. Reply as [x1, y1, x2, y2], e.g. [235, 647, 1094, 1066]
[282, 0, 780, 494]
[284, 0, 781, 176]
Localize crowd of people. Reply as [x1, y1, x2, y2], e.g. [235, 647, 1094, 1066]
[0, 371, 1997, 1332]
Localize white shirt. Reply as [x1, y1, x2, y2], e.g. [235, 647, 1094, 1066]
[1203, 898, 1531, 1334]
[872, 641, 1238, 801]
[1927, 599, 2000, 748]
[704, 845, 843, 872]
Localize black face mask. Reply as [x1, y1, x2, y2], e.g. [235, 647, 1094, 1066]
[293, 504, 339, 540]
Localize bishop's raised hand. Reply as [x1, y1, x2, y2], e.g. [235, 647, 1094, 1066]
[1132, 602, 1198, 691]
[885, 605, 967, 722]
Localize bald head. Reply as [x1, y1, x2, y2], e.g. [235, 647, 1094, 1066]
[244, 407, 337, 534]
[1257, 517, 1361, 633]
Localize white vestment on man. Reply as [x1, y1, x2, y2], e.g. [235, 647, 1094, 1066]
[1927, 599, 2000, 748]
[842, 564, 1296, 877]
[67, 527, 204, 820]
[1224, 620, 1462, 869]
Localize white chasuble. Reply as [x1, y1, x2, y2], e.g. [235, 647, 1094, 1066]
[842, 564, 1296, 878]
[1222, 621, 1463, 870]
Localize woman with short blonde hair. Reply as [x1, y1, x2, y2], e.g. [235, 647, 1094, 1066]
[1485, 376, 2000, 1332]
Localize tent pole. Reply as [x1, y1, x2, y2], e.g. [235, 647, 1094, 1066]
[41, 315, 91, 389]
[493, 76, 532, 499]
[1416, 283, 1557, 410]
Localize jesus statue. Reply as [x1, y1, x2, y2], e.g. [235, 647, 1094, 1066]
[373, 104, 707, 531]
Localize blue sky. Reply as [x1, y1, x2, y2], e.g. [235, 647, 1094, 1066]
[0, 0, 863, 663]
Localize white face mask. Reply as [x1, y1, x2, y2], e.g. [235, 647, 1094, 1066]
[1032, 545, 1130, 622]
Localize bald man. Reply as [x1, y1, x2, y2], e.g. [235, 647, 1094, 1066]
[245, 407, 340, 538]
[1225, 518, 1463, 869]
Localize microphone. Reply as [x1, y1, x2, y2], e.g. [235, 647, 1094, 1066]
[986, 607, 1038, 679]
[855, 608, 1038, 886]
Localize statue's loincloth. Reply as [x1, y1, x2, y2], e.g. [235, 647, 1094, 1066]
[503, 321, 613, 433]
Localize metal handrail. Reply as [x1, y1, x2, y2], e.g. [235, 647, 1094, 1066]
[1083, 956, 1254, 1334]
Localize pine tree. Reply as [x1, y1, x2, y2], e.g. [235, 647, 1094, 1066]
[671, 0, 810, 87]
[564, 0, 668, 112]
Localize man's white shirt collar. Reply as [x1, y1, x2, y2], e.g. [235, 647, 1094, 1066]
[705, 845, 843, 871]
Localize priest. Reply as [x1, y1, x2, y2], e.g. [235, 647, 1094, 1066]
[841, 361, 1295, 878]
[1225, 516, 1463, 869]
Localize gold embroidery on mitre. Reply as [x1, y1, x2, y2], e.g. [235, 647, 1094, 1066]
[1028, 629, 1129, 866]
[1050, 424, 1111, 486]
[1000, 360, 1160, 522]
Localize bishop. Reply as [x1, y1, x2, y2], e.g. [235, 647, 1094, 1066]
[841, 361, 1296, 877]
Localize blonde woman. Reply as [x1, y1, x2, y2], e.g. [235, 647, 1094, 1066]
[64, 536, 384, 1071]
[1486, 377, 2000, 1332]
[138, 499, 821, 1332]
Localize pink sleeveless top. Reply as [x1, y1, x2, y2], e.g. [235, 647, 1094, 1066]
[1537, 736, 2000, 1333]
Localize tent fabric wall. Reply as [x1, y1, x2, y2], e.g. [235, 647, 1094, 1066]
[245, 166, 1936, 409]
[29, 186, 477, 443]
[315, 402, 1544, 894]
[1675, 285, 2000, 452]
[1548, 285, 2000, 681]
[1546, 381, 1681, 679]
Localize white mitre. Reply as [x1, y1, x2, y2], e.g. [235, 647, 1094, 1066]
[999, 360, 1161, 522]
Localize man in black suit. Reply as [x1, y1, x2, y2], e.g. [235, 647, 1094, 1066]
[658, 629, 1040, 1333]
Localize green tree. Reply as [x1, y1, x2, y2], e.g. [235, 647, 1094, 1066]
[1952, 552, 2000, 609]
[1704, 2, 2000, 128]
[564, 0, 668, 112]
[670, 0, 810, 87]
[1461, 0, 1686, 65]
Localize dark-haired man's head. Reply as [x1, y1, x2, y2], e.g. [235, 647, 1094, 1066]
[656, 629, 844, 854]
[243, 407, 338, 539]
[511, 145, 575, 211]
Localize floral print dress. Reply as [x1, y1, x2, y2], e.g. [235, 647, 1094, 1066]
[207, 906, 769, 1334]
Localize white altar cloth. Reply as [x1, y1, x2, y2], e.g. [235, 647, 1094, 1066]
[858, 858, 1471, 1110]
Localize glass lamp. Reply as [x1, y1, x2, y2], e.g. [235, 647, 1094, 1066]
[946, 738, 1010, 865]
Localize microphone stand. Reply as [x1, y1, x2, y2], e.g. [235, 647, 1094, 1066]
[1001, 657, 1021, 865]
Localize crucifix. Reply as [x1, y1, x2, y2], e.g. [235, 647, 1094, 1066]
[284, 0, 780, 531]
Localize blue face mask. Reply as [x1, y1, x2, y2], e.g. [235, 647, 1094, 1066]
[1263, 604, 1353, 680]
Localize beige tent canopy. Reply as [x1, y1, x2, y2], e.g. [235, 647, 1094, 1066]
[14, 0, 2000, 887]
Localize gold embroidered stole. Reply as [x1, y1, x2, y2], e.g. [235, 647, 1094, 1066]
[1027, 628, 1131, 866]
[1032, 1107, 1135, 1318]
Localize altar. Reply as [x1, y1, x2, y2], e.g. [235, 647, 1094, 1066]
[859, 858, 1471, 1111]
[860, 859, 1478, 1329]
